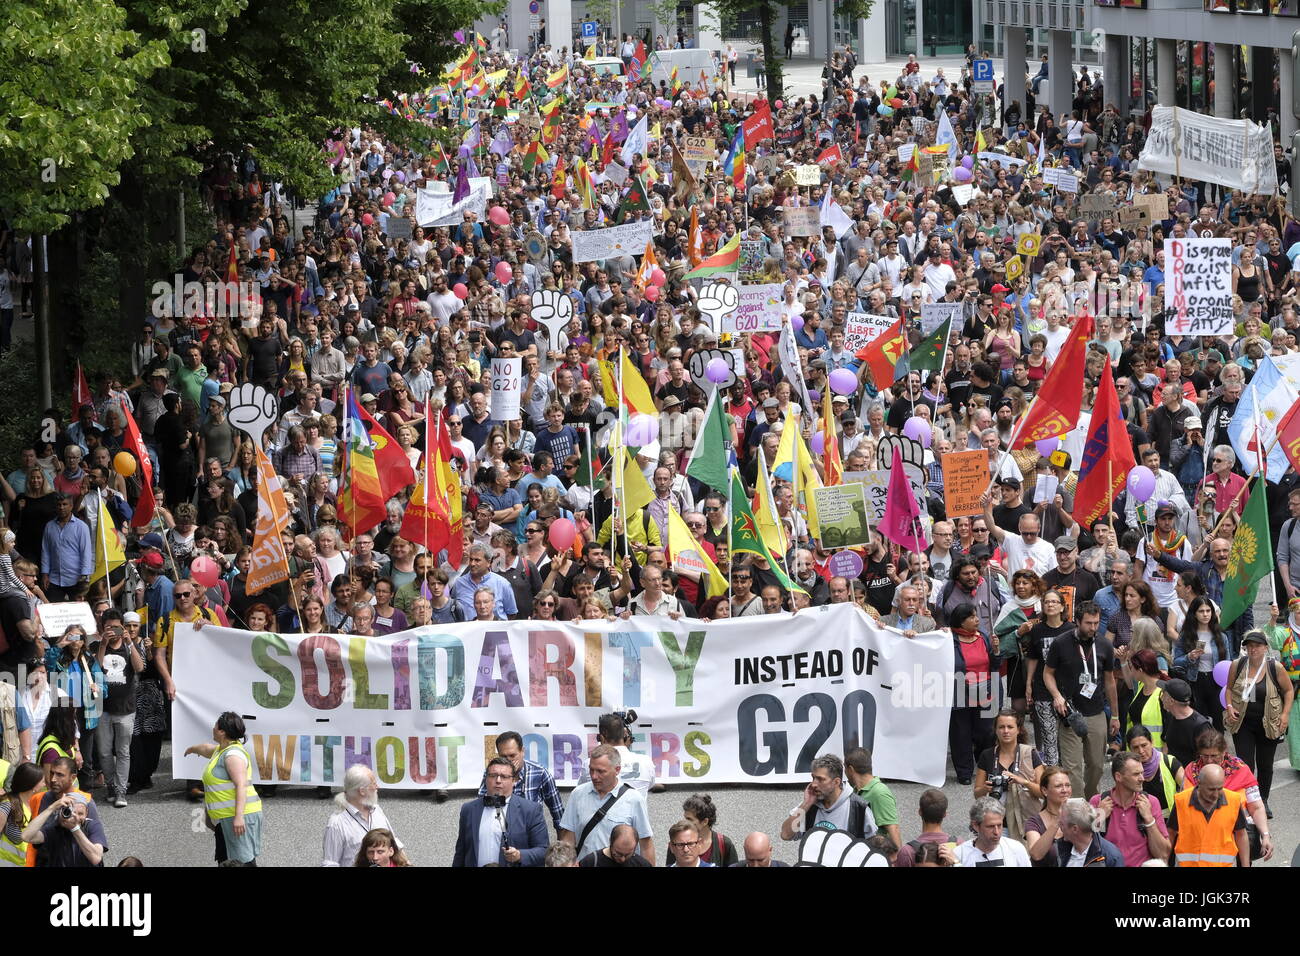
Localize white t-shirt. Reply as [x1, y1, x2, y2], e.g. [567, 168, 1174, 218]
[954, 837, 1032, 867]
[999, 532, 1057, 576]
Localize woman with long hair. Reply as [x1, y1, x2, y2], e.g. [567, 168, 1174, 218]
[1165, 570, 1209, 643]
[244, 603, 278, 634]
[1023, 588, 1074, 767]
[44, 624, 103, 787]
[973, 709, 1044, 841]
[1024, 765, 1073, 865]
[228, 442, 258, 495]
[37, 702, 81, 786]
[947, 602, 999, 786]
[12, 467, 58, 564]
[299, 595, 333, 634]
[353, 827, 411, 867]
[0, 762, 43, 866]
[1175, 595, 1229, 730]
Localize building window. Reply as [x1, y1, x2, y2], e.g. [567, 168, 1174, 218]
[1236, 0, 1265, 11]
[1205, 0, 1230, 10]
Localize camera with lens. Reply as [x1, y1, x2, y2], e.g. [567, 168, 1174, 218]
[986, 774, 1008, 802]
[612, 708, 637, 729]
[59, 804, 74, 820]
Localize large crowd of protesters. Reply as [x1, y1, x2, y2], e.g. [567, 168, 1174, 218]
[0, 19, 1297, 868]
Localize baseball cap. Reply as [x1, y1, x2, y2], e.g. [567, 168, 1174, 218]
[762, 397, 779, 409]
[361, 393, 378, 404]
[841, 412, 857, 424]
[1054, 535, 1078, 552]
[140, 532, 165, 550]
[1155, 500, 1177, 517]
[997, 476, 1021, 489]
[150, 369, 169, 379]
[123, 611, 141, 624]
[969, 544, 993, 560]
[137, 552, 164, 570]
[208, 395, 226, 407]
[1157, 677, 1192, 703]
[990, 283, 1011, 294]
[1241, 630, 1269, 646]
[1204, 349, 1224, 363]
[1182, 415, 1203, 431]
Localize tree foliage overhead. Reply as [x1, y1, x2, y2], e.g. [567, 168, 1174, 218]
[0, 0, 168, 232]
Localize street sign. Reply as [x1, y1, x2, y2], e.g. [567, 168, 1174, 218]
[581, 20, 598, 39]
[972, 58, 994, 94]
[528, 0, 539, 12]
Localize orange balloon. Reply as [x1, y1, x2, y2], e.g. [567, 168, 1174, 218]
[113, 452, 137, 477]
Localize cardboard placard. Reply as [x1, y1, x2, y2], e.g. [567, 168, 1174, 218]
[811, 483, 872, 548]
[941, 449, 990, 518]
[795, 165, 822, 186]
[1079, 193, 1116, 225]
[782, 206, 821, 238]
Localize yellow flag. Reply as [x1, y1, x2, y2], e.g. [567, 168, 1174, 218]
[621, 449, 654, 516]
[773, 409, 822, 536]
[584, 44, 596, 61]
[754, 453, 788, 556]
[90, 496, 125, 584]
[597, 358, 619, 408]
[619, 351, 657, 415]
[666, 506, 728, 598]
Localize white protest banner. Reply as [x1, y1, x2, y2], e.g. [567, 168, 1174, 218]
[778, 324, 813, 412]
[727, 284, 785, 333]
[1138, 106, 1278, 195]
[844, 312, 897, 354]
[951, 184, 974, 206]
[490, 357, 523, 420]
[570, 219, 654, 263]
[920, 302, 963, 336]
[782, 206, 821, 238]
[1165, 238, 1233, 336]
[37, 602, 99, 637]
[170, 606, 954, 789]
[795, 164, 822, 186]
[1042, 167, 1078, 193]
[603, 161, 628, 187]
[897, 143, 916, 165]
[415, 177, 494, 227]
[977, 152, 1026, 170]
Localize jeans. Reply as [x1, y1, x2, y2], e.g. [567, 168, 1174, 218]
[1057, 710, 1107, 798]
[97, 711, 135, 797]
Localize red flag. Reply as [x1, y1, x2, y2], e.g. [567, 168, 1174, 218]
[854, 315, 907, 387]
[816, 144, 844, 166]
[1014, 314, 1095, 447]
[122, 410, 155, 528]
[73, 362, 93, 418]
[1073, 360, 1137, 528]
[821, 388, 842, 487]
[880, 446, 927, 552]
[353, 399, 417, 498]
[602, 129, 616, 167]
[742, 101, 774, 149]
[401, 403, 452, 557]
[1278, 398, 1300, 474]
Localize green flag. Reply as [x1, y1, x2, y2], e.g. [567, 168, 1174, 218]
[1221, 477, 1273, 627]
[685, 388, 730, 497]
[617, 175, 651, 223]
[909, 318, 951, 374]
[729, 469, 805, 595]
[574, 425, 602, 488]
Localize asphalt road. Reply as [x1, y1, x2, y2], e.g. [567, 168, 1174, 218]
[97, 742, 1298, 867]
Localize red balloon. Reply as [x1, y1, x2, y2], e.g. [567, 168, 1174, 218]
[361, 213, 374, 226]
[489, 206, 511, 226]
[453, 283, 468, 299]
[190, 555, 220, 589]
[548, 517, 577, 551]
[495, 261, 513, 284]
[644, 285, 660, 301]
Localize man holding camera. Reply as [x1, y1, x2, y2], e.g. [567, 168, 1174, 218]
[1043, 602, 1118, 799]
[22, 757, 107, 867]
[452, 756, 549, 867]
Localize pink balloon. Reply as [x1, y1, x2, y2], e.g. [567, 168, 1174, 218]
[383, 192, 396, 206]
[361, 213, 374, 226]
[649, 267, 667, 287]
[452, 283, 468, 299]
[494, 261, 513, 284]
[644, 285, 660, 302]
[489, 205, 511, 226]
[548, 518, 577, 551]
[810, 432, 825, 455]
[190, 556, 220, 589]
[774, 99, 784, 109]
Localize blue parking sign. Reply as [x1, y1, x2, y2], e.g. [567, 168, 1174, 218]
[581, 20, 597, 39]
[972, 59, 993, 82]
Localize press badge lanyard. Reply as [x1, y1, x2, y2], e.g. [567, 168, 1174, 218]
[1077, 639, 1098, 698]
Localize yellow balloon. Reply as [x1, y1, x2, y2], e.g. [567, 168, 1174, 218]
[113, 452, 137, 477]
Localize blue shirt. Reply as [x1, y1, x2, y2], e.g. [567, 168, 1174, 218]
[144, 574, 175, 640]
[516, 473, 565, 499]
[40, 517, 93, 586]
[1094, 585, 1121, 640]
[450, 570, 518, 620]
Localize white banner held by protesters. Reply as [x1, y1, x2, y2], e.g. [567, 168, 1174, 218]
[570, 220, 654, 263]
[1164, 238, 1233, 336]
[727, 284, 785, 333]
[1137, 106, 1278, 195]
[415, 178, 494, 227]
[169, 605, 953, 790]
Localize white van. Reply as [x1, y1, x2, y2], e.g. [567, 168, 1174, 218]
[647, 49, 718, 88]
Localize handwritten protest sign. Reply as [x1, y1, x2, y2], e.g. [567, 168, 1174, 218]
[942, 450, 989, 518]
[782, 206, 821, 237]
[490, 357, 522, 420]
[795, 165, 822, 186]
[1165, 238, 1233, 336]
[921, 302, 962, 336]
[812, 484, 871, 548]
[844, 313, 897, 354]
[728, 284, 785, 333]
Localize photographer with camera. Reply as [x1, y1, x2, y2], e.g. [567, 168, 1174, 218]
[576, 710, 655, 793]
[453, 756, 548, 867]
[974, 710, 1044, 842]
[1043, 602, 1119, 799]
[21, 757, 107, 867]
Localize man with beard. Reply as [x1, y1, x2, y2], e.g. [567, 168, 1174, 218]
[321, 765, 403, 866]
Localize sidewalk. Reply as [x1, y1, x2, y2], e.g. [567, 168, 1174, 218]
[725, 46, 973, 99]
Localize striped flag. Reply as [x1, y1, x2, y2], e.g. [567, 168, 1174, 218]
[247, 446, 291, 595]
[338, 390, 389, 540]
[683, 234, 740, 280]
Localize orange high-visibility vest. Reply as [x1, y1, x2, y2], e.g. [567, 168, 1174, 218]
[1172, 787, 1244, 867]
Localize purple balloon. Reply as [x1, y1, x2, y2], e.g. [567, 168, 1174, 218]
[953, 166, 973, 183]
[961, 155, 975, 169]
[1219, 687, 1229, 709]
[828, 368, 858, 396]
[1034, 437, 1060, 457]
[1126, 465, 1156, 503]
[808, 389, 821, 406]
[902, 416, 932, 448]
[791, 314, 804, 333]
[1213, 660, 1233, 688]
[705, 357, 730, 384]
[810, 432, 825, 455]
[625, 413, 659, 447]
[395, 170, 406, 183]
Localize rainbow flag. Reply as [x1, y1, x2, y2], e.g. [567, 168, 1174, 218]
[338, 390, 388, 540]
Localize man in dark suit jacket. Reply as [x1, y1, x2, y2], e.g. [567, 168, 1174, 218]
[453, 757, 550, 867]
